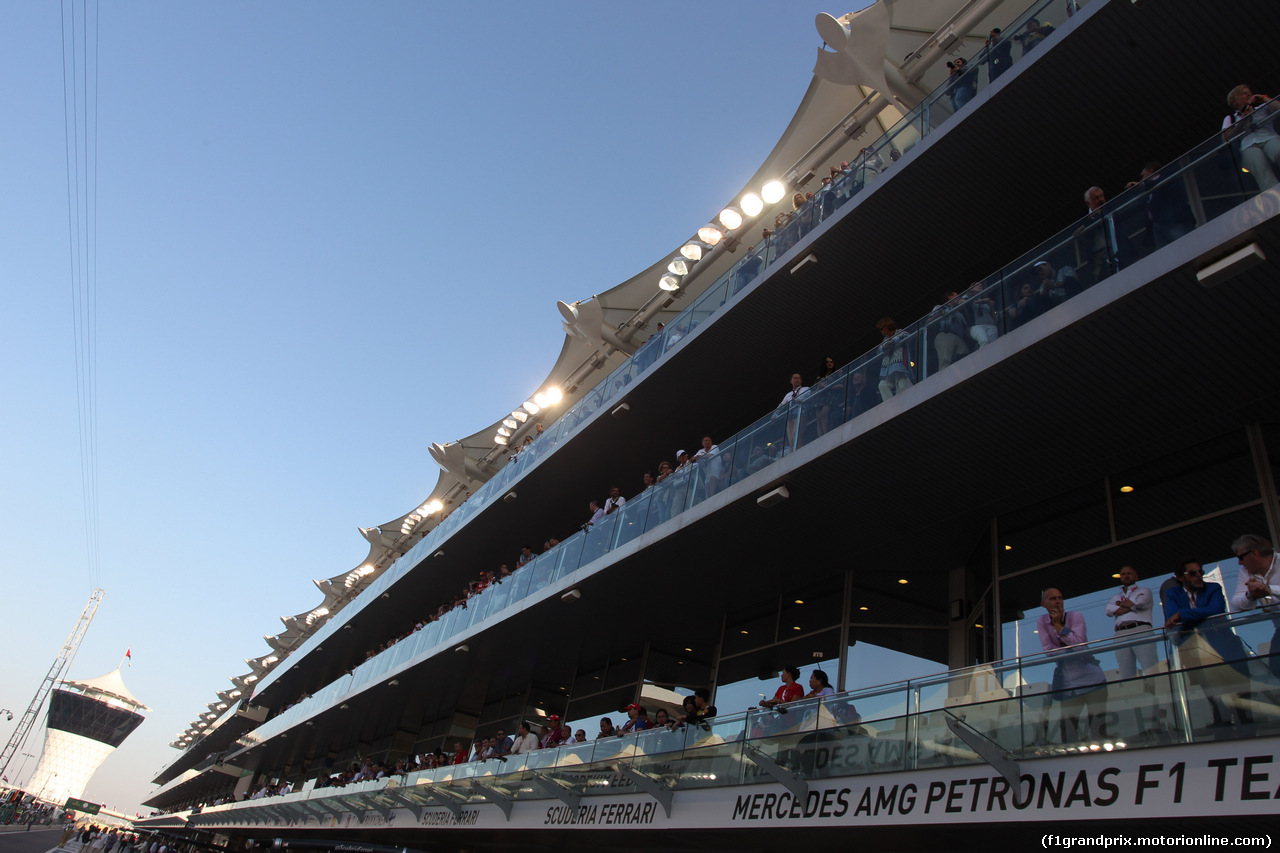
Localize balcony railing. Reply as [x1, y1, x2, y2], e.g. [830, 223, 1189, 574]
[208, 607, 1279, 822]
[248, 0, 1106, 703]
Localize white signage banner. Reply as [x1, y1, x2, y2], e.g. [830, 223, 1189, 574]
[222, 738, 1280, 833]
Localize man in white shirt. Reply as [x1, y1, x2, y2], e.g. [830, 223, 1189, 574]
[1104, 565, 1158, 679]
[603, 486, 626, 515]
[1231, 533, 1280, 677]
[776, 373, 811, 450]
[1222, 85, 1280, 190]
[512, 721, 539, 754]
[1231, 534, 1280, 608]
[692, 435, 718, 462]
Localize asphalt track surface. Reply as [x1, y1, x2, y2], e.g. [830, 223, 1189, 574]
[0, 827, 65, 853]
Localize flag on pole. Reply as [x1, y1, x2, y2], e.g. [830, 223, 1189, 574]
[126, 648, 132, 667]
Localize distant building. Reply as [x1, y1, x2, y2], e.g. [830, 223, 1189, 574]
[26, 669, 147, 806]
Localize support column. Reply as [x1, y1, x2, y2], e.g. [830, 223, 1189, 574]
[947, 565, 969, 670]
[1247, 424, 1280, 545]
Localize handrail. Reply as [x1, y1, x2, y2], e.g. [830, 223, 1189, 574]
[175, 607, 1278, 816]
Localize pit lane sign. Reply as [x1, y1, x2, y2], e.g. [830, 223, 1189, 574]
[65, 797, 101, 815]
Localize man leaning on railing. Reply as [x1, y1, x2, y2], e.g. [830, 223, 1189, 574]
[1231, 534, 1280, 677]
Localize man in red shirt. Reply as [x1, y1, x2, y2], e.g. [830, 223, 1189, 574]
[539, 715, 567, 748]
[759, 665, 803, 709]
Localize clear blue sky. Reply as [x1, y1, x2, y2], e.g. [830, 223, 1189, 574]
[0, 0, 872, 813]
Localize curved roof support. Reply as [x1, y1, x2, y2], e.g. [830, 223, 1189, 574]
[899, 0, 1010, 81]
[558, 297, 637, 356]
[615, 289, 679, 346]
[428, 442, 489, 489]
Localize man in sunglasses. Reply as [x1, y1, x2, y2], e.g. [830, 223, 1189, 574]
[1164, 559, 1250, 727]
[1231, 534, 1280, 677]
[1163, 559, 1225, 632]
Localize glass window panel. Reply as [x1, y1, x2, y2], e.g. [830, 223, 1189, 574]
[579, 513, 618, 566]
[614, 491, 653, 548]
[508, 562, 534, 602]
[695, 440, 736, 501]
[687, 275, 731, 332]
[799, 365, 847, 443]
[553, 530, 587, 579]
[528, 554, 554, 597]
[732, 413, 785, 485]
[645, 475, 682, 530]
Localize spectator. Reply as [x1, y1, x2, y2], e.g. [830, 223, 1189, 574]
[818, 175, 838, 218]
[596, 717, 616, 739]
[776, 372, 811, 449]
[604, 486, 626, 515]
[1231, 534, 1280, 676]
[641, 471, 655, 492]
[450, 741, 469, 765]
[540, 715, 567, 748]
[980, 27, 1012, 81]
[674, 449, 692, 471]
[833, 160, 858, 205]
[692, 435, 718, 462]
[494, 728, 513, 756]
[1029, 259, 1079, 315]
[586, 500, 605, 527]
[676, 695, 699, 726]
[655, 460, 674, 482]
[1127, 161, 1196, 249]
[875, 317, 915, 401]
[812, 356, 843, 435]
[1014, 17, 1054, 54]
[966, 283, 1000, 347]
[512, 721, 539, 754]
[1037, 587, 1107, 743]
[1164, 558, 1250, 723]
[760, 665, 804, 709]
[733, 245, 764, 294]
[691, 687, 717, 724]
[619, 703, 651, 733]
[847, 369, 880, 417]
[1223, 85, 1280, 190]
[653, 708, 672, 729]
[706, 449, 735, 496]
[1104, 565, 1159, 680]
[1084, 185, 1106, 214]
[745, 443, 771, 473]
[1006, 281, 1039, 328]
[929, 290, 971, 370]
[805, 669, 835, 699]
[1076, 186, 1113, 285]
[516, 545, 535, 568]
[947, 56, 977, 112]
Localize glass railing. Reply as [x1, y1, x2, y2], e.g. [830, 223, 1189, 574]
[245, 0, 1107, 704]
[199, 608, 1279, 821]
[241, 117, 1273, 740]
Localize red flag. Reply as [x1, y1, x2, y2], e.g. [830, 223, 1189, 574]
[126, 648, 132, 667]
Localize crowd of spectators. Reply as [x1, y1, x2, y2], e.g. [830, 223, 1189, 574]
[238, 67, 1280, 804]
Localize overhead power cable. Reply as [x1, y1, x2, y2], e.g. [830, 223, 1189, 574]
[60, 0, 103, 591]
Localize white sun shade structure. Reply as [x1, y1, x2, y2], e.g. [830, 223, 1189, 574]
[25, 668, 148, 806]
